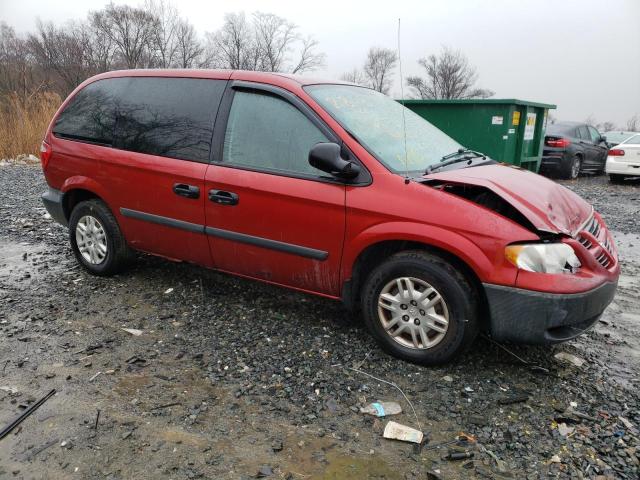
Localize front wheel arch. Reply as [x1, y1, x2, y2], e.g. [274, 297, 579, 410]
[344, 240, 489, 331]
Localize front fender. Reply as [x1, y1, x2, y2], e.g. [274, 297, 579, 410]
[343, 221, 516, 286]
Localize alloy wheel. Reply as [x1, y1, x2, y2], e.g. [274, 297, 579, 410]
[377, 277, 450, 350]
[75, 215, 107, 265]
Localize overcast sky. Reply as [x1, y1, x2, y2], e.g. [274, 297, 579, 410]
[2, 0, 639, 127]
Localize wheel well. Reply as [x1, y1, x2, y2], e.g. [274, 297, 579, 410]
[345, 241, 489, 327]
[62, 189, 101, 220]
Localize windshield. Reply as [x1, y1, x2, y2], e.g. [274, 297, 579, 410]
[305, 84, 463, 173]
[622, 134, 640, 144]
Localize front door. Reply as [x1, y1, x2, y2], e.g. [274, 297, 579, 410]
[204, 84, 346, 296]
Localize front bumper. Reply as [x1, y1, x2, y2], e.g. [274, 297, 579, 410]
[606, 156, 640, 176]
[41, 187, 67, 226]
[484, 281, 617, 344]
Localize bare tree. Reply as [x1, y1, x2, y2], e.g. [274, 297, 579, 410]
[340, 68, 366, 86]
[600, 121, 616, 132]
[146, 0, 179, 67]
[203, 11, 324, 73]
[203, 12, 257, 70]
[0, 22, 35, 97]
[584, 115, 597, 127]
[291, 36, 325, 74]
[627, 115, 639, 131]
[363, 47, 397, 94]
[27, 20, 96, 94]
[89, 3, 159, 69]
[407, 46, 493, 99]
[175, 20, 203, 68]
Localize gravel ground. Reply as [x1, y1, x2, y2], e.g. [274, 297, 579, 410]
[0, 164, 638, 479]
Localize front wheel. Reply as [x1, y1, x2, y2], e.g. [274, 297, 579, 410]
[360, 251, 479, 365]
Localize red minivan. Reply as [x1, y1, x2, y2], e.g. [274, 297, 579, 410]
[40, 70, 619, 365]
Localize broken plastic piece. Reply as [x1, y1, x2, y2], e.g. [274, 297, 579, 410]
[383, 421, 424, 444]
[360, 401, 402, 417]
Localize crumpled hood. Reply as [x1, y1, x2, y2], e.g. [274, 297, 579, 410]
[424, 164, 592, 236]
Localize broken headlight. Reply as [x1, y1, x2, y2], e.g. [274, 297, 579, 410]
[505, 243, 581, 274]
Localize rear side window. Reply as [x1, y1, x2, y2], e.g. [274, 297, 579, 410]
[114, 78, 225, 162]
[53, 78, 125, 146]
[222, 91, 328, 176]
[588, 126, 601, 142]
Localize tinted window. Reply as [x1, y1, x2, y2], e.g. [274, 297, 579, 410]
[548, 123, 578, 136]
[578, 126, 590, 140]
[53, 78, 125, 145]
[222, 91, 328, 176]
[114, 78, 225, 162]
[588, 126, 601, 142]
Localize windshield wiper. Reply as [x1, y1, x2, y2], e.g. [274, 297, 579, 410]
[425, 149, 487, 174]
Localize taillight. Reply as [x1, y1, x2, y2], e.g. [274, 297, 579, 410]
[545, 137, 571, 148]
[40, 140, 52, 170]
[609, 149, 625, 156]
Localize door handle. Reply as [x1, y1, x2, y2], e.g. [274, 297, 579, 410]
[209, 190, 239, 206]
[173, 183, 200, 199]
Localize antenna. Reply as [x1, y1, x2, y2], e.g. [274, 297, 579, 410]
[397, 18, 409, 184]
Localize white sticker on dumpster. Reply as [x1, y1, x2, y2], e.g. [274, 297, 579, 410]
[492, 116, 503, 125]
[524, 113, 536, 140]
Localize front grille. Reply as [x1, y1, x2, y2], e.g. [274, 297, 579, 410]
[576, 214, 615, 269]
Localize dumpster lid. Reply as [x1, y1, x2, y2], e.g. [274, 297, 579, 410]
[399, 98, 556, 109]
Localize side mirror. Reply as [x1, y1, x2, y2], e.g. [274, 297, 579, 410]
[309, 142, 361, 180]
[600, 135, 607, 144]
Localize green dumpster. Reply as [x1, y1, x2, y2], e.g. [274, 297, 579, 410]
[400, 99, 556, 172]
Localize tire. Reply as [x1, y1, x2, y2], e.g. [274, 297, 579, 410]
[562, 155, 581, 180]
[68, 199, 132, 276]
[360, 250, 479, 365]
[609, 174, 624, 184]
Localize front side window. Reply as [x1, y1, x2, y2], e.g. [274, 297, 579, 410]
[222, 91, 328, 176]
[588, 126, 601, 143]
[53, 78, 125, 145]
[114, 77, 225, 162]
[305, 84, 463, 173]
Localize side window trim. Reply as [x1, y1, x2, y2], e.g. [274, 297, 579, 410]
[211, 80, 370, 185]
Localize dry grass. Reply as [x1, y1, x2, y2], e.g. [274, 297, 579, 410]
[0, 91, 61, 161]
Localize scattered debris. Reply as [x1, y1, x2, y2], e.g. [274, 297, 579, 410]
[498, 393, 529, 405]
[0, 389, 56, 441]
[149, 402, 182, 411]
[164, 288, 174, 295]
[446, 451, 474, 461]
[442, 375, 453, 382]
[549, 454, 561, 463]
[554, 352, 585, 368]
[88, 371, 102, 382]
[0, 386, 18, 394]
[619, 416, 634, 430]
[256, 465, 273, 477]
[557, 423, 574, 437]
[94, 409, 101, 431]
[383, 421, 424, 444]
[360, 401, 402, 417]
[121, 328, 143, 336]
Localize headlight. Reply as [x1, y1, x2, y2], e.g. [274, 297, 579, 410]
[505, 243, 581, 274]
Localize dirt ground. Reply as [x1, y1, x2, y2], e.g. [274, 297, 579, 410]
[0, 164, 638, 479]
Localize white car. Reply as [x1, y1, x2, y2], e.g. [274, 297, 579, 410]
[606, 133, 640, 182]
[604, 130, 640, 147]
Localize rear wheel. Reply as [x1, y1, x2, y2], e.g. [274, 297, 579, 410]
[609, 174, 625, 184]
[69, 199, 132, 276]
[562, 155, 581, 179]
[360, 251, 479, 365]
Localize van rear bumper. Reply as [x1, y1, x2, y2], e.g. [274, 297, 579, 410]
[41, 187, 67, 226]
[484, 281, 617, 344]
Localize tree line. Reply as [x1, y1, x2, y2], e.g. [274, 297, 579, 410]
[0, 1, 325, 99]
[0, 0, 636, 131]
